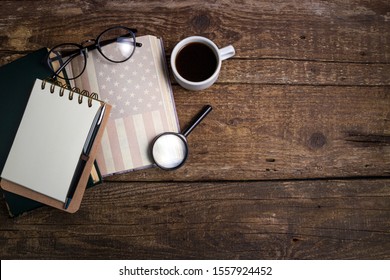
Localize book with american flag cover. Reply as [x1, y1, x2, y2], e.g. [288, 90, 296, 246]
[68, 35, 180, 176]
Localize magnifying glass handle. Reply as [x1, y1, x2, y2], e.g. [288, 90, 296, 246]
[182, 105, 213, 137]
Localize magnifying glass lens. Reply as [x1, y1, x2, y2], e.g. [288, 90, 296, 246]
[152, 134, 188, 169]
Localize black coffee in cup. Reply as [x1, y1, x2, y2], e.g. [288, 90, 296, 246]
[175, 42, 218, 82]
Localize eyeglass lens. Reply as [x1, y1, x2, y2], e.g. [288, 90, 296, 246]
[98, 27, 136, 63]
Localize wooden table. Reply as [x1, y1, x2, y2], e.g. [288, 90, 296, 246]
[1, 0, 389, 259]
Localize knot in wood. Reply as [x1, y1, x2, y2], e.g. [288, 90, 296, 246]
[309, 132, 327, 149]
[191, 13, 211, 32]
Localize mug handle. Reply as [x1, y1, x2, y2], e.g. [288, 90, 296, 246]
[219, 45, 235, 61]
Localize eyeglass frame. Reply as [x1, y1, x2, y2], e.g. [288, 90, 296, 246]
[47, 26, 143, 80]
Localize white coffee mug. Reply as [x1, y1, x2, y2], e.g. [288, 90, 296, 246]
[171, 36, 235, 91]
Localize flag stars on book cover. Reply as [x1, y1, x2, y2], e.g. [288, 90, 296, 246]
[94, 44, 162, 119]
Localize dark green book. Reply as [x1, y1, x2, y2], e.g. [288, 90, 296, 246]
[0, 48, 102, 217]
[0, 48, 52, 171]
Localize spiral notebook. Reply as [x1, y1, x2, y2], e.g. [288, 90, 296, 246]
[0, 78, 111, 212]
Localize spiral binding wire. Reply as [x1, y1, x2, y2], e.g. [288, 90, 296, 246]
[41, 78, 99, 107]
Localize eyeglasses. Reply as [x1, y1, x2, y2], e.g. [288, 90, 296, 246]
[47, 26, 142, 80]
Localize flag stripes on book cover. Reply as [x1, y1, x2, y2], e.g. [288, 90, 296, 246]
[98, 110, 168, 175]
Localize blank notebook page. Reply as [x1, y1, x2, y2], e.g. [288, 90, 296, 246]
[1, 79, 101, 202]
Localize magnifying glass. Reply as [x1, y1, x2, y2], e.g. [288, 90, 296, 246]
[151, 105, 213, 170]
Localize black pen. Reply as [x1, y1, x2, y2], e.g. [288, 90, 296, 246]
[64, 104, 106, 209]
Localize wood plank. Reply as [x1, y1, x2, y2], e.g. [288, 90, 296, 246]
[1, 55, 389, 87]
[105, 84, 390, 181]
[1, 179, 389, 259]
[0, 1, 389, 62]
[219, 59, 390, 86]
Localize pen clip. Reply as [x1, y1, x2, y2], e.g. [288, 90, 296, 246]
[97, 104, 106, 126]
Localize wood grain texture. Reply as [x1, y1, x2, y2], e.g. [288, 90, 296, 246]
[109, 84, 390, 181]
[0, 0, 389, 62]
[0, 0, 389, 259]
[1, 180, 389, 259]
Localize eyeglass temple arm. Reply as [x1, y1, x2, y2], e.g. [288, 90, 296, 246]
[92, 36, 143, 50]
[50, 52, 79, 78]
[91, 29, 142, 50]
